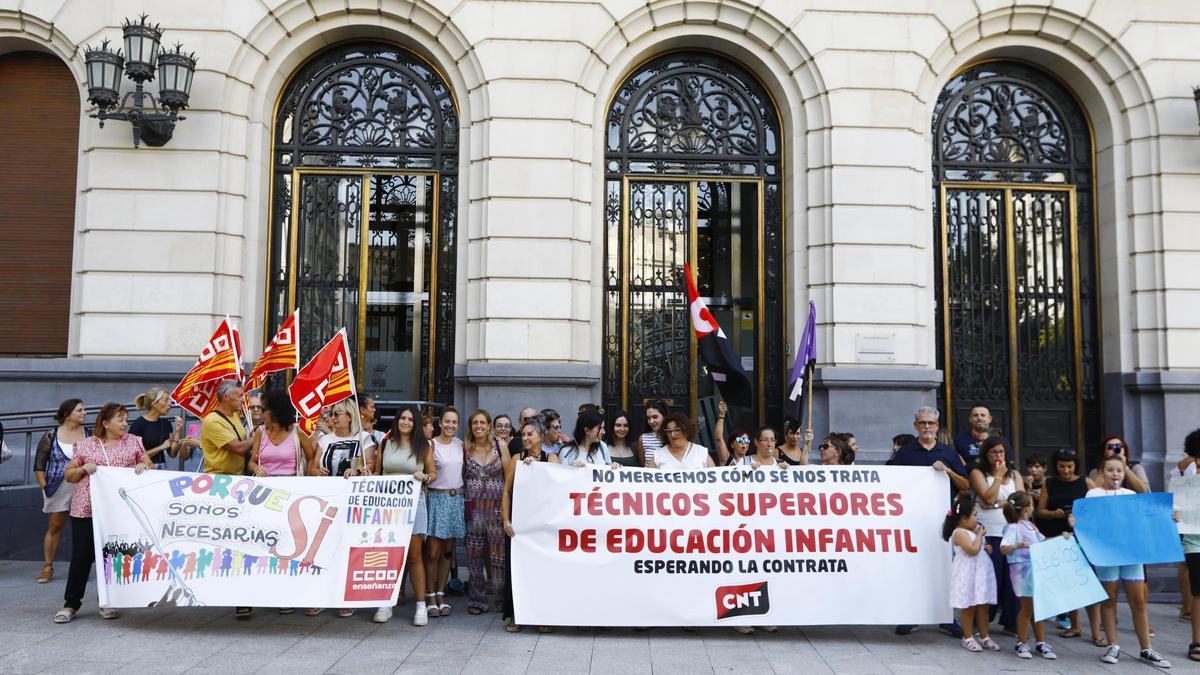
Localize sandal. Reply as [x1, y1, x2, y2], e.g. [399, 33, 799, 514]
[961, 637, 983, 652]
[279, 608, 294, 615]
[1188, 642, 1200, 662]
[52, 608, 75, 624]
[337, 608, 355, 618]
[506, 623, 522, 633]
[979, 636, 1001, 652]
[1091, 634, 1108, 647]
[235, 607, 253, 619]
[537, 625, 553, 633]
[1058, 629, 1081, 638]
[36, 565, 54, 584]
[304, 608, 322, 617]
[99, 608, 120, 620]
[435, 593, 450, 616]
[468, 607, 484, 615]
[425, 594, 440, 617]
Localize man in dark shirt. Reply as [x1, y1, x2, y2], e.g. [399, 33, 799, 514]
[887, 405, 968, 638]
[952, 404, 1012, 467]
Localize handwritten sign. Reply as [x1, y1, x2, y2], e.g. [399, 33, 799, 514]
[1169, 474, 1200, 535]
[1030, 536, 1108, 622]
[1072, 493, 1184, 566]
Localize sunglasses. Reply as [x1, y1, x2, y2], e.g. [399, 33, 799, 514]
[248, 405, 263, 411]
[1105, 442, 1123, 450]
[735, 435, 751, 444]
[819, 443, 832, 450]
[549, 424, 562, 430]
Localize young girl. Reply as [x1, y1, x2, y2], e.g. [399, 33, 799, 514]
[1000, 491, 1056, 660]
[943, 495, 998, 652]
[1085, 455, 1171, 668]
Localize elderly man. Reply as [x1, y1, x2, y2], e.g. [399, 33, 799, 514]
[952, 404, 1012, 467]
[507, 407, 539, 456]
[199, 378, 255, 619]
[888, 405, 969, 639]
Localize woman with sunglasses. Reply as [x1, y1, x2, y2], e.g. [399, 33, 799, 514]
[1086, 436, 1148, 494]
[649, 412, 715, 470]
[1037, 447, 1099, 642]
[819, 436, 855, 465]
[714, 400, 753, 466]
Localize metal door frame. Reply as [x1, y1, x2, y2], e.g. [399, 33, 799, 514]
[938, 181, 1083, 456]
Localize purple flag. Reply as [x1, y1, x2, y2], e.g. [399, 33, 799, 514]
[784, 301, 817, 422]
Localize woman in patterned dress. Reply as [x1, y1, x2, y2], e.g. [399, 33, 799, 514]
[464, 409, 509, 614]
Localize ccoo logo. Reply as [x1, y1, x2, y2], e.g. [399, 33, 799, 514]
[714, 581, 770, 620]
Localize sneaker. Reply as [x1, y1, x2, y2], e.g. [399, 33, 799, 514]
[413, 604, 428, 627]
[1139, 648, 1171, 668]
[372, 607, 392, 624]
[1014, 642, 1032, 659]
[1035, 642, 1057, 660]
[1101, 645, 1121, 664]
[894, 625, 918, 635]
[733, 626, 754, 635]
[1055, 615, 1071, 630]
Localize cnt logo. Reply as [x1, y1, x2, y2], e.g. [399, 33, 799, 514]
[714, 581, 770, 620]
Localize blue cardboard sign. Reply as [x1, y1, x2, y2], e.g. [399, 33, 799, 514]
[1030, 536, 1109, 622]
[1072, 493, 1184, 567]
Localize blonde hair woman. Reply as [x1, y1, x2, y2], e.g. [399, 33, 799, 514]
[129, 387, 196, 468]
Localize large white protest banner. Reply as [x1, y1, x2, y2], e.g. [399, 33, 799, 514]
[90, 468, 417, 608]
[511, 462, 952, 626]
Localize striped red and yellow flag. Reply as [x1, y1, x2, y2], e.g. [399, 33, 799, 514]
[171, 318, 242, 415]
[245, 309, 300, 391]
[288, 328, 356, 422]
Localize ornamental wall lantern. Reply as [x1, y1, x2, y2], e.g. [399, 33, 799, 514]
[83, 15, 197, 148]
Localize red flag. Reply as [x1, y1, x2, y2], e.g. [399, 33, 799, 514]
[245, 309, 300, 390]
[684, 264, 754, 407]
[171, 317, 242, 416]
[288, 329, 356, 421]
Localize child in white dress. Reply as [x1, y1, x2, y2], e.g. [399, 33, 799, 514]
[943, 494, 999, 652]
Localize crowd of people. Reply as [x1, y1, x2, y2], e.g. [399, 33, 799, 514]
[26, 386, 1200, 666]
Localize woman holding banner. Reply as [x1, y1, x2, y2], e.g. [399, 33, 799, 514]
[1086, 435, 1149, 494]
[247, 391, 317, 616]
[559, 409, 613, 467]
[969, 437, 1023, 636]
[33, 398, 86, 584]
[649, 413, 715, 470]
[501, 417, 559, 633]
[311, 399, 376, 618]
[374, 404, 436, 626]
[53, 402, 153, 624]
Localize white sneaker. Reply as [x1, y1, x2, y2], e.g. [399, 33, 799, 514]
[413, 604, 428, 627]
[372, 607, 392, 623]
[1139, 648, 1171, 668]
[1100, 645, 1121, 664]
[1035, 642, 1057, 660]
[733, 626, 754, 635]
[760, 626, 777, 633]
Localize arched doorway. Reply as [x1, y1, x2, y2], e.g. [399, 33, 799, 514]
[932, 61, 1100, 460]
[0, 51, 79, 355]
[267, 42, 458, 403]
[602, 52, 785, 427]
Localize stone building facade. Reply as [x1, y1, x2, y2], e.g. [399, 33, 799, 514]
[1, 0, 1199, 492]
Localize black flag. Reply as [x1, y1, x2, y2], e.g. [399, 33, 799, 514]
[684, 264, 753, 407]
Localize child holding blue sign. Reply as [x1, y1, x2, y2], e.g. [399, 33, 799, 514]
[1084, 455, 1171, 668]
[942, 495, 998, 653]
[999, 491, 1056, 660]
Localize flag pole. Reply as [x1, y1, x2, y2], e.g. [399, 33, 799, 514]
[805, 360, 814, 436]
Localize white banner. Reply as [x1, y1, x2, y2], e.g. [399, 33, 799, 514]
[90, 468, 417, 608]
[512, 463, 952, 626]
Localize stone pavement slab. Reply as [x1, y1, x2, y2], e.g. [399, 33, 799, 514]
[0, 561, 1191, 674]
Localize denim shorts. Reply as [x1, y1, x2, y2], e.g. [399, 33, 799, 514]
[1093, 563, 1145, 583]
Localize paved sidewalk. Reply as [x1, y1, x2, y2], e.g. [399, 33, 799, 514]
[0, 561, 1192, 674]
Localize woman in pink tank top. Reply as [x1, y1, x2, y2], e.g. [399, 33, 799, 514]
[248, 391, 317, 478]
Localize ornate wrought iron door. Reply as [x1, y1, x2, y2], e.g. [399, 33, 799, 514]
[268, 43, 457, 402]
[603, 53, 783, 428]
[933, 62, 1099, 459]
